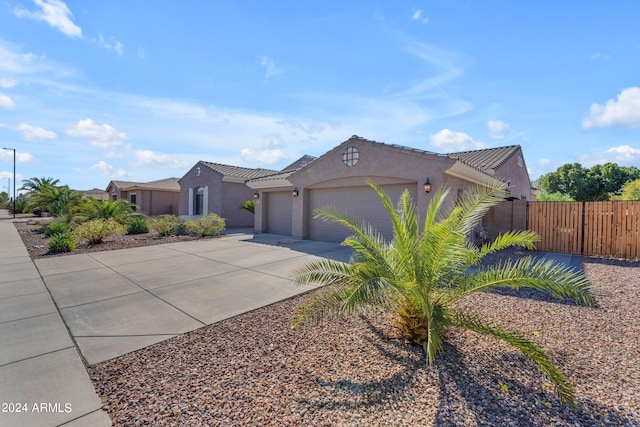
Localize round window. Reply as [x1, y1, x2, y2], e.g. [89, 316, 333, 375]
[342, 146, 360, 166]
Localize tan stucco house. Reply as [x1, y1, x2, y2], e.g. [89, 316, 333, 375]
[247, 136, 533, 242]
[178, 162, 277, 227]
[106, 178, 180, 215]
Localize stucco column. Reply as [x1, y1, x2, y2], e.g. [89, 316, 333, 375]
[188, 188, 193, 216]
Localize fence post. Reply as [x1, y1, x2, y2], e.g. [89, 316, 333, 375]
[580, 200, 586, 255]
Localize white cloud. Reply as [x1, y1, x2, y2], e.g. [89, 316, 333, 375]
[16, 123, 57, 141]
[487, 119, 509, 139]
[66, 119, 127, 148]
[1, 148, 35, 163]
[92, 33, 124, 56]
[0, 92, 15, 109]
[0, 79, 16, 88]
[538, 158, 551, 167]
[260, 56, 282, 80]
[240, 148, 288, 164]
[429, 129, 487, 152]
[14, 0, 82, 38]
[411, 9, 429, 24]
[583, 87, 640, 129]
[134, 150, 188, 168]
[580, 145, 640, 167]
[90, 161, 128, 179]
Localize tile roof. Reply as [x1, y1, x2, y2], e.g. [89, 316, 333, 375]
[247, 170, 296, 184]
[281, 155, 316, 171]
[129, 177, 180, 191]
[201, 162, 278, 180]
[447, 145, 521, 172]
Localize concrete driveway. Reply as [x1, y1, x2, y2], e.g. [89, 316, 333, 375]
[34, 231, 352, 366]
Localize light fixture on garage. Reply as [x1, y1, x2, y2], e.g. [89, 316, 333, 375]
[253, 192, 259, 199]
[292, 187, 299, 197]
[423, 178, 432, 193]
[195, 166, 201, 176]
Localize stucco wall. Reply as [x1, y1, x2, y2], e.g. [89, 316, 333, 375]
[494, 151, 533, 200]
[138, 190, 179, 215]
[220, 181, 256, 227]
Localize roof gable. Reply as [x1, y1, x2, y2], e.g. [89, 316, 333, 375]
[282, 155, 316, 171]
[447, 145, 521, 172]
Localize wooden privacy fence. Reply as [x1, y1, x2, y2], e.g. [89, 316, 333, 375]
[485, 201, 640, 260]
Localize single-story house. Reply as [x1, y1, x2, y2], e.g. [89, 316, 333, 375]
[106, 178, 180, 215]
[247, 136, 533, 242]
[178, 162, 278, 227]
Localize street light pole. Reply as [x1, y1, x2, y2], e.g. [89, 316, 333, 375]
[2, 147, 15, 219]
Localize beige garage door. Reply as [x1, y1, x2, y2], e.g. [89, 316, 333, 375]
[309, 184, 417, 242]
[267, 191, 293, 235]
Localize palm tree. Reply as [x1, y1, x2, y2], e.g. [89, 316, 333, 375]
[27, 185, 84, 220]
[77, 198, 141, 224]
[293, 181, 595, 408]
[19, 177, 60, 194]
[239, 199, 255, 214]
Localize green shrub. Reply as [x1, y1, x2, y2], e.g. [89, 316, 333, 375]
[74, 218, 125, 245]
[184, 214, 226, 237]
[151, 215, 184, 236]
[42, 220, 69, 237]
[127, 217, 150, 235]
[48, 232, 77, 253]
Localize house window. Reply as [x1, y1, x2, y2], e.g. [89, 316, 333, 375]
[342, 146, 360, 166]
[130, 194, 137, 212]
[194, 187, 204, 215]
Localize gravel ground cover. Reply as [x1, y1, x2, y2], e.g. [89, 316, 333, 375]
[87, 254, 640, 426]
[14, 221, 218, 259]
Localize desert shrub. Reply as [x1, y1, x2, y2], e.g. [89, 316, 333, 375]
[184, 214, 226, 237]
[151, 215, 184, 236]
[74, 218, 125, 245]
[42, 220, 69, 237]
[48, 232, 77, 253]
[127, 217, 150, 235]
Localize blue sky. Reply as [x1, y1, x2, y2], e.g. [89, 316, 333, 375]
[1, 1, 640, 193]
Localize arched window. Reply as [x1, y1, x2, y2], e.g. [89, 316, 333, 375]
[194, 186, 204, 215]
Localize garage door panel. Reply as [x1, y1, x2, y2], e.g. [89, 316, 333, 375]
[309, 184, 416, 242]
[267, 192, 292, 235]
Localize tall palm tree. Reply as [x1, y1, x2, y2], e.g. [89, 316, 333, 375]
[19, 177, 60, 194]
[293, 181, 595, 408]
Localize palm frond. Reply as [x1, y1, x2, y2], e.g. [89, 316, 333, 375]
[448, 257, 595, 306]
[452, 311, 576, 408]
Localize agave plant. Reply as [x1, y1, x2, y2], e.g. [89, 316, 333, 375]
[293, 181, 595, 408]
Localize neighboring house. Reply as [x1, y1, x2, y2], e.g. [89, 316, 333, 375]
[80, 188, 109, 201]
[178, 162, 278, 227]
[247, 136, 533, 242]
[105, 178, 180, 215]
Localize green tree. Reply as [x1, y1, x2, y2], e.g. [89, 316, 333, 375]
[294, 181, 595, 408]
[535, 192, 575, 201]
[620, 178, 640, 200]
[536, 162, 640, 201]
[77, 198, 140, 224]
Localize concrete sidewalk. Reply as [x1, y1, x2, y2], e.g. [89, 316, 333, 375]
[0, 213, 112, 427]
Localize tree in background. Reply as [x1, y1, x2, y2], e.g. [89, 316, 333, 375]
[536, 163, 640, 201]
[19, 177, 60, 194]
[619, 179, 640, 200]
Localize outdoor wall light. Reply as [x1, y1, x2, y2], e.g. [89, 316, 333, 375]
[253, 192, 259, 199]
[292, 187, 299, 197]
[423, 178, 432, 193]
